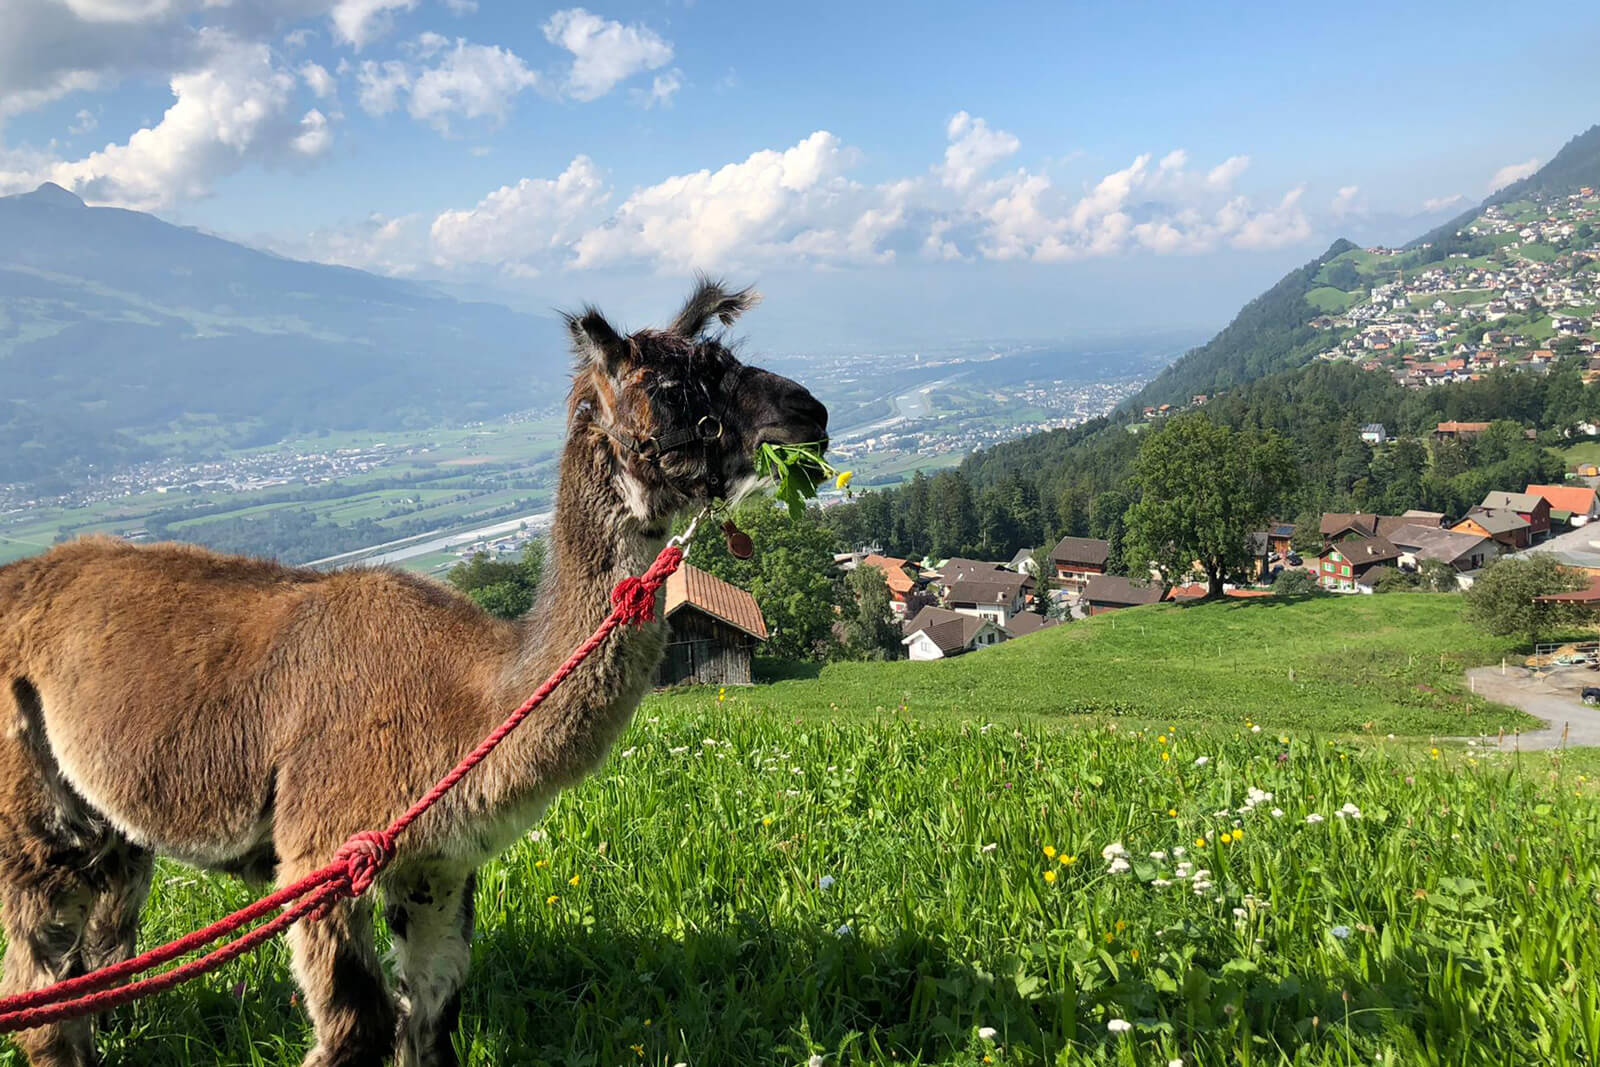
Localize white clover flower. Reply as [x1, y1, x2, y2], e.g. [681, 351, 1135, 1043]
[809, 1056, 825, 1067]
[1305, 813, 1325, 824]
[1251, 725, 1262, 733]
[619, 747, 637, 759]
[1331, 924, 1352, 939]
[1170, 1060, 1185, 1067]
[1194, 756, 1210, 766]
[1108, 857, 1131, 874]
[1338, 802, 1363, 819]
[1148, 850, 1168, 860]
[1152, 878, 1173, 887]
[1172, 846, 1187, 858]
[1270, 808, 1285, 819]
[669, 746, 689, 756]
[1107, 1018, 1132, 1033]
[977, 1026, 998, 1041]
[1101, 841, 1130, 862]
[817, 875, 835, 890]
[1232, 907, 1248, 918]
[980, 842, 998, 854]
[702, 738, 718, 747]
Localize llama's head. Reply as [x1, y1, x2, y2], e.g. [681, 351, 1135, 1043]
[565, 277, 829, 520]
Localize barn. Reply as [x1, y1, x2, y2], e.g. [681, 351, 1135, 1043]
[656, 563, 769, 687]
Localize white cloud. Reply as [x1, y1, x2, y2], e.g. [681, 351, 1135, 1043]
[59, 0, 179, 23]
[631, 69, 682, 109]
[330, 0, 418, 50]
[1330, 184, 1361, 219]
[68, 109, 98, 135]
[430, 156, 608, 267]
[273, 211, 429, 275]
[299, 61, 337, 99]
[543, 7, 673, 101]
[1205, 154, 1249, 190]
[940, 111, 1019, 191]
[1229, 186, 1311, 249]
[573, 130, 858, 270]
[1488, 157, 1539, 192]
[1, 31, 328, 209]
[407, 39, 539, 129]
[355, 59, 411, 115]
[353, 38, 538, 130]
[442, 0, 477, 12]
[1422, 193, 1466, 212]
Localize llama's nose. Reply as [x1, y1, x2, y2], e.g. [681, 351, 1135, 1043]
[787, 388, 828, 435]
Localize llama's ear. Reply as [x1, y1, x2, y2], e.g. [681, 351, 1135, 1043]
[564, 306, 626, 372]
[669, 275, 761, 337]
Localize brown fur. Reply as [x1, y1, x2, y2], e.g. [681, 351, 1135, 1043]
[0, 281, 826, 1066]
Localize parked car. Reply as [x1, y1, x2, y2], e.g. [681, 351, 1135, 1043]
[1287, 552, 1303, 566]
[1583, 687, 1600, 706]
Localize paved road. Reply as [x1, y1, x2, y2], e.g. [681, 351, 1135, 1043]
[1463, 666, 1600, 749]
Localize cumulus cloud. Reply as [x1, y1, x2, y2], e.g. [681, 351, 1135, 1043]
[572, 130, 858, 271]
[1205, 154, 1250, 189]
[631, 69, 682, 109]
[299, 61, 337, 99]
[543, 7, 673, 101]
[1330, 184, 1361, 218]
[353, 37, 537, 130]
[430, 156, 608, 268]
[330, 0, 418, 49]
[1422, 193, 1466, 212]
[940, 111, 1019, 191]
[68, 109, 98, 135]
[1488, 157, 1539, 192]
[1, 31, 329, 209]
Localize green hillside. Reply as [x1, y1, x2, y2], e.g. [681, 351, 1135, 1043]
[647, 593, 1536, 737]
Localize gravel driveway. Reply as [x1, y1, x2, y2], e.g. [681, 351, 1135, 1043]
[1462, 665, 1600, 750]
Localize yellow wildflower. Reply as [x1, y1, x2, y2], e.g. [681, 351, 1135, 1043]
[1161, 751, 1170, 762]
[534, 859, 548, 869]
[1044, 869, 1058, 884]
[836, 470, 854, 491]
[1195, 836, 1207, 848]
[1130, 948, 1140, 961]
[545, 894, 558, 906]
[1114, 920, 1126, 932]
[1059, 854, 1076, 866]
[1168, 808, 1178, 817]
[568, 873, 580, 886]
[762, 816, 773, 827]
[631, 1044, 644, 1058]
[1043, 844, 1057, 859]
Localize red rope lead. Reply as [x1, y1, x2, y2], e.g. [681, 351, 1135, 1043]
[0, 542, 684, 1034]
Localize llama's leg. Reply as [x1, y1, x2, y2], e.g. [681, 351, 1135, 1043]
[286, 897, 396, 1067]
[386, 867, 475, 1067]
[0, 870, 97, 1067]
[79, 843, 152, 974]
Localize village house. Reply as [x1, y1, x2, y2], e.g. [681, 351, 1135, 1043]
[1526, 484, 1600, 525]
[1386, 524, 1497, 573]
[1049, 536, 1111, 594]
[1082, 574, 1166, 615]
[902, 605, 1006, 661]
[1002, 611, 1059, 638]
[1318, 536, 1401, 592]
[945, 573, 1031, 628]
[1433, 421, 1492, 439]
[1479, 491, 1552, 542]
[1452, 507, 1533, 550]
[857, 554, 920, 617]
[1266, 523, 1297, 557]
[657, 564, 769, 687]
[1360, 423, 1388, 445]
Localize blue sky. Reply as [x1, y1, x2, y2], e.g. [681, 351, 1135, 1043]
[3, 1, 1599, 347]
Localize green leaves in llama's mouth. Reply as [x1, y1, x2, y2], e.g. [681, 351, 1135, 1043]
[752, 442, 852, 518]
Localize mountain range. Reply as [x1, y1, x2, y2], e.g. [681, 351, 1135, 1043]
[0, 184, 562, 485]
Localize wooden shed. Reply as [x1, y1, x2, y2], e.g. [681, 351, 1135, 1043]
[656, 564, 769, 687]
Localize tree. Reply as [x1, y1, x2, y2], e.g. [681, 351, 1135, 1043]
[1123, 414, 1297, 598]
[687, 499, 842, 661]
[1372, 567, 1419, 594]
[1029, 544, 1055, 616]
[841, 565, 902, 660]
[1463, 554, 1589, 648]
[1418, 559, 1462, 593]
[446, 542, 545, 620]
[1272, 568, 1319, 597]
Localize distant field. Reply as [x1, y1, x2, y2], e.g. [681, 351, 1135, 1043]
[1304, 286, 1360, 313]
[650, 594, 1536, 738]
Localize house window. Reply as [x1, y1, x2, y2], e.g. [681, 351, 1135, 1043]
[1341, 565, 1350, 576]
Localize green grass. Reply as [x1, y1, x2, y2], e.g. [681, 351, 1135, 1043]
[18, 711, 1596, 1066]
[1, 595, 1585, 1065]
[655, 595, 1536, 737]
[1304, 287, 1359, 314]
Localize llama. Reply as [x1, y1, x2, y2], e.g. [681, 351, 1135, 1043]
[0, 279, 828, 1067]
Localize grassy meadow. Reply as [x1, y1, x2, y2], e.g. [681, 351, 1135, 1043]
[3, 594, 1594, 1066]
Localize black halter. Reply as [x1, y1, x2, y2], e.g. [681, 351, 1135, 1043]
[585, 365, 742, 501]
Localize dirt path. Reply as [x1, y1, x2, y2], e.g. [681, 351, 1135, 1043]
[1463, 666, 1600, 750]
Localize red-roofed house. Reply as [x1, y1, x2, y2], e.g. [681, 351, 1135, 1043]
[658, 564, 768, 687]
[858, 554, 919, 616]
[1526, 484, 1600, 523]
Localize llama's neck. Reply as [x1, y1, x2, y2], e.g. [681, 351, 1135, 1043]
[491, 433, 670, 790]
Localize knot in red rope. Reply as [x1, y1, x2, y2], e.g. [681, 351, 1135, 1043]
[332, 831, 395, 898]
[610, 544, 683, 626]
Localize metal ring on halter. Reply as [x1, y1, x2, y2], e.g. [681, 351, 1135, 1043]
[669, 506, 711, 548]
[697, 415, 723, 441]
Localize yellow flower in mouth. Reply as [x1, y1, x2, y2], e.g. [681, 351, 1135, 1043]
[835, 470, 854, 491]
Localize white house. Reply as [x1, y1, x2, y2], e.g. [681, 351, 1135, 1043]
[902, 607, 1005, 661]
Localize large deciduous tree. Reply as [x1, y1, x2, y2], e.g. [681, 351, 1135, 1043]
[687, 499, 842, 661]
[841, 564, 903, 660]
[1123, 414, 1296, 599]
[1463, 553, 1590, 649]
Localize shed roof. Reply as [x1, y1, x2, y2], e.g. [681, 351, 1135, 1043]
[664, 564, 769, 640]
